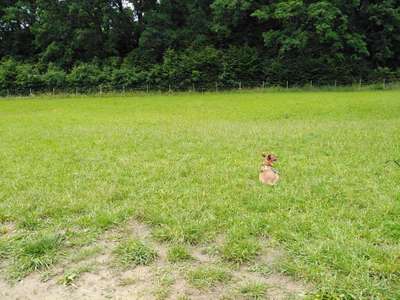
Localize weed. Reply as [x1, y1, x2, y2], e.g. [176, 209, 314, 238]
[58, 265, 93, 286]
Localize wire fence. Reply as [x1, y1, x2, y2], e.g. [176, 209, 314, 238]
[1, 78, 400, 97]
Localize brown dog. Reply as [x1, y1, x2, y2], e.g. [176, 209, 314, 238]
[259, 154, 280, 186]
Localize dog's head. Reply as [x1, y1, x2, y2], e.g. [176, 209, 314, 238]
[262, 153, 278, 166]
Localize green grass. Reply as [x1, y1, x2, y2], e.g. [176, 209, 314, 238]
[248, 264, 274, 277]
[0, 91, 399, 298]
[239, 282, 269, 299]
[187, 265, 231, 289]
[69, 245, 102, 264]
[58, 264, 93, 286]
[11, 233, 64, 279]
[167, 245, 192, 263]
[118, 276, 137, 287]
[114, 238, 157, 267]
[153, 267, 176, 300]
[220, 237, 261, 264]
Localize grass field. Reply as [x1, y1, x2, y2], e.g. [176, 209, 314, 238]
[0, 90, 399, 299]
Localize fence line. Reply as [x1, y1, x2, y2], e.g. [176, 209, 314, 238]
[1, 78, 400, 97]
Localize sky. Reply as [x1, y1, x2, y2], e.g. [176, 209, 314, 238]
[122, 0, 134, 10]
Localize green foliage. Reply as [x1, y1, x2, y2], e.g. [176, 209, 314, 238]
[158, 47, 222, 88]
[67, 63, 103, 88]
[111, 67, 145, 88]
[1, 0, 399, 91]
[0, 58, 17, 90]
[42, 64, 67, 89]
[15, 63, 43, 89]
[221, 46, 261, 85]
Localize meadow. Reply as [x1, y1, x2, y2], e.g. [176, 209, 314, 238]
[0, 90, 399, 299]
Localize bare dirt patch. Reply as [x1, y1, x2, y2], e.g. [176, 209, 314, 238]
[0, 220, 310, 299]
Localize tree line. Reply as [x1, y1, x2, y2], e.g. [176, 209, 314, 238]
[1, 0, 400, 92]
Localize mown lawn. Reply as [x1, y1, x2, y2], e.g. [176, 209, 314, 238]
[0, 90, 399, 298]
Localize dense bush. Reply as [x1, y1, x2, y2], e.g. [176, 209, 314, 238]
[220, 46, 261, 86]
[157, 47, 222, 89]
[15, 64, 43, 90]
[111, 67, 147, 89]
[0, 58, 17, 90]
[0, 52, 399, 94]
[42, 64, 67, 89]
[67, 63, 103, 89]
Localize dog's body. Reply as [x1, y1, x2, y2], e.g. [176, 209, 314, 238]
[259, 154, 280, 186]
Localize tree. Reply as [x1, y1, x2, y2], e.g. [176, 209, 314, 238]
[0, 0, 37, 58]
[1, 0, 400, 89]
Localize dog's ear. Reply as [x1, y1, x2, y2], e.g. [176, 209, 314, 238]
[262, 153, 267, 158]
